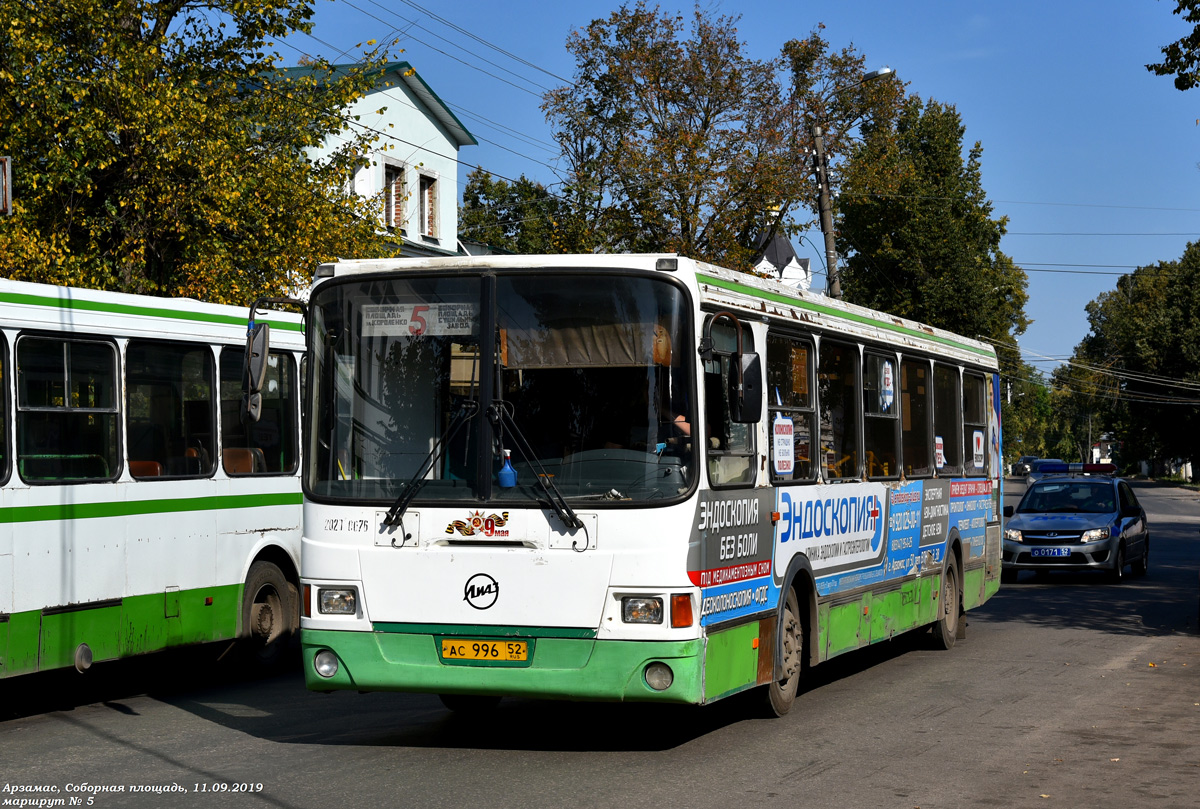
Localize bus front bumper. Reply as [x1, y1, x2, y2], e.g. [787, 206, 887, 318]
[301, 628, 704, 704]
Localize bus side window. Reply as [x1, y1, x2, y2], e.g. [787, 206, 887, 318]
[126, 341, 215, 478]
[817, 339, 860, 481]
[0, 333, 8, 485]
[901, 358, 933, 477]
[932, 363, 962, 475]
[703, 316, 756, 487]
[220, 348, 297, 476]
[863, 352, 899, 479]
[16, 336, 120, 482]
[766, 332, 815, 483]
[962, 372, 988, 476]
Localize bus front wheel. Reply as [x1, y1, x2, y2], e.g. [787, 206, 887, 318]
[241, 561, 297, 668]
[764, 587, 802, 717]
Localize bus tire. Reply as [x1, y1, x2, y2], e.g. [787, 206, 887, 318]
[932, 556, 961, 650]
[764, 587, 802, 717]
[439, 694, 501, 713]
[241, 561, 297, 669]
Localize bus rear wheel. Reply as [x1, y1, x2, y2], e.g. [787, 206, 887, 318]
[241, 561, 297, 669]
[932, 557, 961, 650]
[764, 588, 802, 717]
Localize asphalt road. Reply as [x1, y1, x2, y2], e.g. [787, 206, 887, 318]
[2, 479, 1198, 809]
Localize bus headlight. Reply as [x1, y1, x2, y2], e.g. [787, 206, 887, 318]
[622, 597, 663, 624]
[314, 650, 339, 678]
[318, 588, 357, 615]
[645, 662, 674, 691]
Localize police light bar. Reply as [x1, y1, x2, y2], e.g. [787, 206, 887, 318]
[1036, 463, 1116, 475]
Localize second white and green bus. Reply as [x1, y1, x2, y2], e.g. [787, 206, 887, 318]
[0, 279, 304, 679]
[252, 254, 1002, 715]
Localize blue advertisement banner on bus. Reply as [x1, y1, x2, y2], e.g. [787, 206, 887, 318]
[689, 478, 994, 626]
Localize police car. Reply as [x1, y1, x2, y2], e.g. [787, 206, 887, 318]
[1002, 464, 1149, 583]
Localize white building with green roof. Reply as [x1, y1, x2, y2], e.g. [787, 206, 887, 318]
[298, 61, 477, 257]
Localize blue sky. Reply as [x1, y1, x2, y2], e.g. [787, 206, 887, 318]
[287, 0, 1200, 375]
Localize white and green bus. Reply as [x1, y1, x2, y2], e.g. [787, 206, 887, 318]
[254, 254, 1001, 714]
[0, 279, 304, 678]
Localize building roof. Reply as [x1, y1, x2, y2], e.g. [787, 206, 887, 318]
[279, 60, 477, 149]
[753, 231, 801, 273]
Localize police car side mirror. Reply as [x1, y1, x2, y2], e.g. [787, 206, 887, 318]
[1003, 505, 1014, 518]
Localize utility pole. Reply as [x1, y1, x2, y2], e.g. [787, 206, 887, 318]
[801, 67, 895, 300]
[810, 126, 839, 298]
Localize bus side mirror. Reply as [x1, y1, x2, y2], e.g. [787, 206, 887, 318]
[731, 352, 762, 424]
[243, 323, 270, 424]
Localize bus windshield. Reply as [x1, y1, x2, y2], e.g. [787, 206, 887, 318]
[307, 272, 696, 503]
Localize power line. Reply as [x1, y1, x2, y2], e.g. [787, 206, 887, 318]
[329, 0, 548, 97]
[280, 32, 563, 176]
[843, 191, 1200, 213]
[982, 338, 1200, 404]
[388, 0, 573, 85]
[1007, 231, 1200, 237]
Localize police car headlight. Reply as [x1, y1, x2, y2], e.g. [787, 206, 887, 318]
[622, 597, 663, 624]
[1080, 527, 1111, 543]
[1004, 528, 1023, 543]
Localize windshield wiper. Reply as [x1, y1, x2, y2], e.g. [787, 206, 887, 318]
[489, 403, 584, 532]
[383, 400, 479, 528]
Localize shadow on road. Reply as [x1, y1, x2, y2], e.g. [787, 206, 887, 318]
[979, 481, 1200, 637]
[6, 479, 1196, 752]
[0, 643, 298, 722]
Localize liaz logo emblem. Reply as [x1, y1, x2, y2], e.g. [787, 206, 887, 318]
[446, 510, 509, 537]
[464, 573, 499, 610]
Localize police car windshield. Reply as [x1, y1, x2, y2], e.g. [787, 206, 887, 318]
[1019, 480, 1115, 514]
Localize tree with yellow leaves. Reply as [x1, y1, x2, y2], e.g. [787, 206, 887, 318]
[0, 0, 396, 303]
[541, 4, 903, 270]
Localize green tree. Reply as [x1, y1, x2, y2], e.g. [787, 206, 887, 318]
[1147, 0, 1200, 90]
[541, 4, 902, 268]
[0, 0, 395, 303]
[994, 350, 1052, 467]
[1072, 244, 1200, 476]
[835, 96, 1029, 347]
[459, 168, 561, 254]
[1044, 356, 1119, 464]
